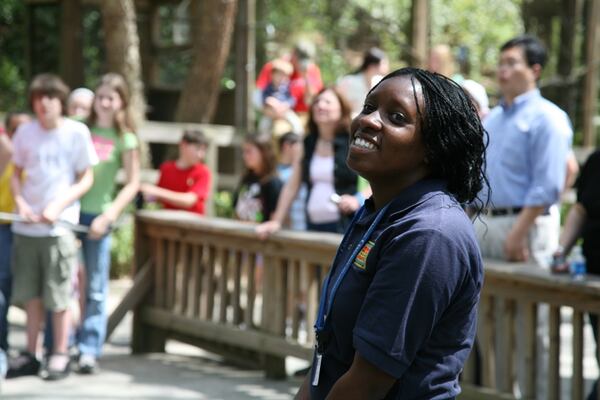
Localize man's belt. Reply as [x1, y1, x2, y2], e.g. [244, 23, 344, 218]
[485, 207, 551, 217]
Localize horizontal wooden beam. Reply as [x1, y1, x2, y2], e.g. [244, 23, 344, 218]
[460, 384, 517, 400]
[140, 306, 314, 360]
[138, 120, 237, 146]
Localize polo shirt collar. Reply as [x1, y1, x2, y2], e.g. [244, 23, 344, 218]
[500, 88, 540, 111]
[357, 179, 448, 226]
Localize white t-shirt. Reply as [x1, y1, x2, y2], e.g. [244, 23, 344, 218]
[11, 118, 98, 236]
[307, 154, 339, 224]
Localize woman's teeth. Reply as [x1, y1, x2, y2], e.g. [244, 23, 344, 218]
[353, 137, 376, 150]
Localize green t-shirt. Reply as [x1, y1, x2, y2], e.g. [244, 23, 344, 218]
[80, 126, 138, 214]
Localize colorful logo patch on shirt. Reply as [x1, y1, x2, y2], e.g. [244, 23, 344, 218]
[353, 240, 375, 270]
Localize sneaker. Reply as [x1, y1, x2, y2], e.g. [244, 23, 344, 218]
[43, 353, 71, 381]
[77, 354, 97, 374]
[6, 351, 40, 378]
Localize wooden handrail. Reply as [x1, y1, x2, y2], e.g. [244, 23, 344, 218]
[127, 210, 600, 396]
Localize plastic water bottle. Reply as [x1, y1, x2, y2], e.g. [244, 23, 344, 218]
[569, 246, 587, 281]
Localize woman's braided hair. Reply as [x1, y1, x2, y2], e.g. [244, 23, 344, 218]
[372, 67, 489, 210]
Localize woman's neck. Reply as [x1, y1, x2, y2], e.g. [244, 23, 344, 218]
[369, 171, 428, 210]
[96, 115, 114, 129]
[317, 124, 336, 141]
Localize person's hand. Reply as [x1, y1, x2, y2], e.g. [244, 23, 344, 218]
[550, 248, 569, 273]
[140, 183, 158, 202]
[338, 195, 360, 215]
[16, 200, 40, 223]
[41, 201, 62, 224]
[504, 229, 529, 262]
[291, 142, 304, 164]
[88, 214, 112, 240]
[264, 97, 289, 118]
[255, 220, 281, 240]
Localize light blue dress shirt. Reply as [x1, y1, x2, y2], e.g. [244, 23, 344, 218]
[482, 89, 572, 208]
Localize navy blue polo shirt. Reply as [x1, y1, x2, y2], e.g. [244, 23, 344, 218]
[310, 179, 483, 400]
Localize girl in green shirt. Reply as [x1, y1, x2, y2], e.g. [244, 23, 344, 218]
[77, 73, 140, 373]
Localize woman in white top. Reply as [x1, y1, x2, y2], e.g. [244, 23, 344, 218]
[337, 47, 389, 117]
[258, 87, 362, 236]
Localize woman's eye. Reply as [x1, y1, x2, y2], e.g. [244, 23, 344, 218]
[361, 103, 375, 114]
[390, 112, 406, 124]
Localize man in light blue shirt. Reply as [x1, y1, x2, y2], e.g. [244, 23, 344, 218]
[474, 35, 572, 400]
[476, 35, 572, 264]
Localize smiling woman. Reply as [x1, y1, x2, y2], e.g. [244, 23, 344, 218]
[295, 68, 489, 400]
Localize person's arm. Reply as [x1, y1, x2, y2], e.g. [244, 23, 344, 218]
[42, 168, 94, 223]
[564, 151, 579, 191]
[507, 112, 571, 261]
[294, 371, 311, 400]
[504, 206, 546, 262]
[89, 148, 140, 239]
[255, 146, 303, 238]
[326, 353, 396, 400]
[558, 202, 587, 255]
[0, 134, 12, 177]
[11, 165, 38, 222]
[338, 182, 371, 215]
[141, 183, 198, 209]
[338, 194, 361, 215]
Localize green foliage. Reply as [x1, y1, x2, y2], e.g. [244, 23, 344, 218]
[82, 7, 105, 89]
[214, 190, 235, 219]
[431, 0, 522, 91]
[258, 0, 521, 90]
[0, 0, 27, 111]
[258, 0, 411, 86]
[30, 5, 61, 76]
[110, 216, 134, 279]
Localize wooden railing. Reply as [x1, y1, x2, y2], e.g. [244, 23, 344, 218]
[461, 261, 600, 400]
[130, 209, 339, 377]
[126, 210, 600, 398]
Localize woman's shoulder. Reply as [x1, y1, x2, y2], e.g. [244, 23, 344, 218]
[387, 190, 474, 244]
[262, 174, 283, 188]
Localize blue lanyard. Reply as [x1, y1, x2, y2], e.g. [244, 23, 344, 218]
[314, 203, 390, 335]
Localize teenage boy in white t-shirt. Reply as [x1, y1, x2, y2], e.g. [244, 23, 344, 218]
[9, 73, 97, 381]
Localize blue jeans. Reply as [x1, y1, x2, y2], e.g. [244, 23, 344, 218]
[77, 213, 112, 357]
[0, 224, 12, 352]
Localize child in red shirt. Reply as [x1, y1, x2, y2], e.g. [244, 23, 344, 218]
[141, 130, 211, 214]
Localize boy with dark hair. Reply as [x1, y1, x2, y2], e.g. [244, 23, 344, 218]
[140, 129, 211, 215]
[9, 73, 97, 380]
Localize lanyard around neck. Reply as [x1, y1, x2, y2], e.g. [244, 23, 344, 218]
[314, 203, 390, 334]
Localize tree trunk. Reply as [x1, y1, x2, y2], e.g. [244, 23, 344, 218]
[557, 0, 579, 122]
[409, 0, 430, 68]
[234, 0, 255, 133]
[175, 0, 238, 123]
[100, 0, 146, 126]
[60, 0, 84, 89]
[582, 0, 600, 147]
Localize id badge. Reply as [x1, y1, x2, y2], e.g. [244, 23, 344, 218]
[312, 352, 323, 386]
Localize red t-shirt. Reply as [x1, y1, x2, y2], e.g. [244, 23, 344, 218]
[157, 160, 211, 215]
[256, 59, 323, 113]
